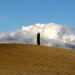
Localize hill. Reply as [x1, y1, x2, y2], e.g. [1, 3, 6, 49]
[0, 44, 75, 75]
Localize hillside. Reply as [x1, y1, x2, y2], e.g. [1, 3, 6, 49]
[0, 44, 75, 75]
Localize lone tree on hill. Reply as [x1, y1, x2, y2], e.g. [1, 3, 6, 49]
[37, 33, 40, 45]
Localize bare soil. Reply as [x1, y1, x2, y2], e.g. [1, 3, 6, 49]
[0, 44, 75, 75]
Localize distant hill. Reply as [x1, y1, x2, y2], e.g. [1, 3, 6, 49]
[0, 44, 75, 75]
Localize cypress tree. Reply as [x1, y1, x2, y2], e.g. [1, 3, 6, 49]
[37, 33, 40, 45]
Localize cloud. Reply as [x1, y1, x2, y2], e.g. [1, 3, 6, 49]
[0, 23, 75, 50]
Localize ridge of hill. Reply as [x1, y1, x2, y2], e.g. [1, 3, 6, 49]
[0, 44, 75, 75]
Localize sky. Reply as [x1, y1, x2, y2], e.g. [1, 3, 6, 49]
[0, 0, 75, 32]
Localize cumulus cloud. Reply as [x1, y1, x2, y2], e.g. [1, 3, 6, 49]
[0, 23, 75, 50]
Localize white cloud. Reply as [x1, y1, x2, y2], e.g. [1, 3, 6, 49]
[0, 23, 75, 50]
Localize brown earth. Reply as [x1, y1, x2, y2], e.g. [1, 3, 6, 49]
[0, 44, 75, 75]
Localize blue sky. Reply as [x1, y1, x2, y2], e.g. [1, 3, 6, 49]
[0, 0, 75, 32]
